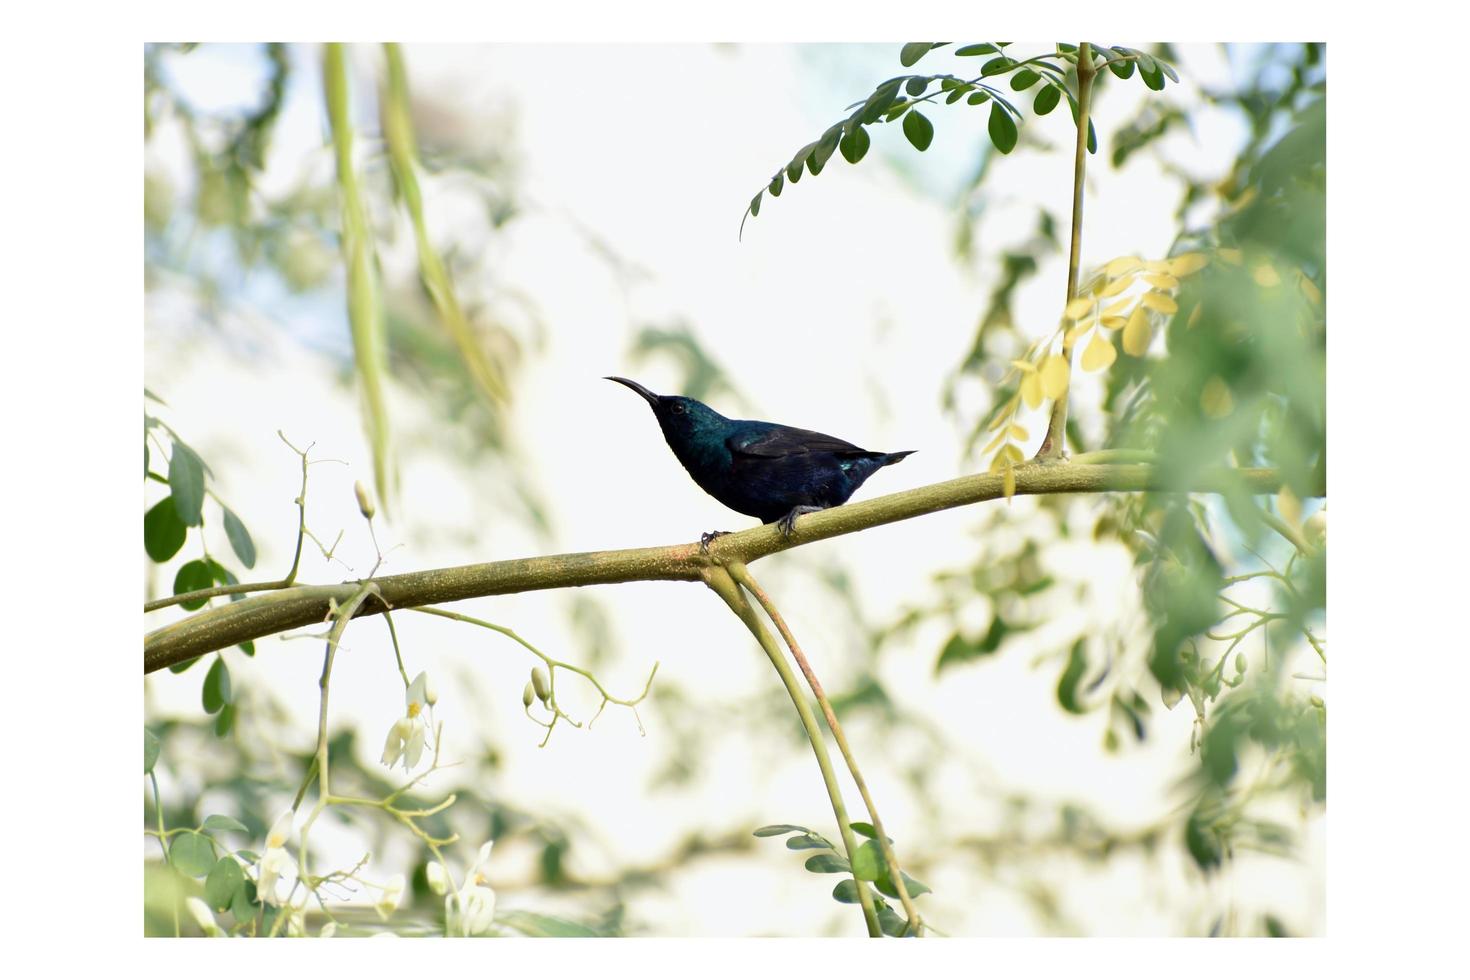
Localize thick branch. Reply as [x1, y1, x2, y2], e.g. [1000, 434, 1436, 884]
[145, 464, 1300, 672]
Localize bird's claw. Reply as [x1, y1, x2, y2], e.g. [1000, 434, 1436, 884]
[776, 505, 823, 539]
[699, 530, 730, 554]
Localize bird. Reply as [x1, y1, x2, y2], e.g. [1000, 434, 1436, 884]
[605, 376, 915, 543]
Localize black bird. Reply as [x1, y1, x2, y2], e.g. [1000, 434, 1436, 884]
[605, 376, 915, 540]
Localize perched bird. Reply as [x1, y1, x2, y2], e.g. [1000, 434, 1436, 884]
[605, 376, 915, 541]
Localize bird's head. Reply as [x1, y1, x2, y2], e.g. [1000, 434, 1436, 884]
[604, 376, 726, 442]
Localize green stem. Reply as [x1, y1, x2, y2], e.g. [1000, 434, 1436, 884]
[703, 566, 882, 938]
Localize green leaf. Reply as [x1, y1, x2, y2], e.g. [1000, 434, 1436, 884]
[988, 104, 1018, 154]
[904, 76, 927, 96]
[809, 127, 841, 175]
[168, 439, 206, 527]
[1088, 118, 1097, 154]
[878, 903, 912, 937]
[1010, 69, 1040, 90]
[231, 878, 259, 922]
[1034, 84, 1061, 115]
[850, 840, 883, 881]
[967, 91, 989, 106]
[839, 123, 870, 164]
[202, 814, 249, 834]
[785, 833, 833, 851]
[169, 656, 201, 674]
[144, 729, 160, 774]
[171, 831, 216, 877]
[955, 43, 999, 57]
[1158, 59, 1179, 83]
[902, 110, 934, 151]
[876, 868, 933, 900]
[202, 657, 233, 714]
[767, 173, 783, 198]
[753, 823, 809, 838]
[215, 703, 236, 737]
[748, 192, 761, 218]
[981, 56, 1013, 77]
[785, 143, 814, 184]
[144, 497, 188, 563]
[899, 42, 938, 68]
[832, 879, 862, 904]
[860, 79, 904, 124]
[1185, 805, 1223, 872]
[497, 909, 602, 937]
[173, 560, 215, 611]
[1141, 62, 1165, 91]
[238, 639, 255, 657]
[222, 508, 256, 569]
[1056, 638, 1089, 714]
[850, 821, 880, 839]
[1108, 48, 1136, 79]
[804, 853, 850, 874]
[205, 856, 245, 911]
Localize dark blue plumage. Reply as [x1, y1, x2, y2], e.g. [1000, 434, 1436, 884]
[606, 376, 915, 538]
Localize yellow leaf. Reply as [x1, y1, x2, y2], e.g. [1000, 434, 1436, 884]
[1100, 315, 1127, 330]
[1217, 247, 1243, 266]
[1140, 292, 1178, 313]
[1200, 377, 1233, 418]
[1277, 487, 1302, 529]
[1010, 359, 1038, 374]
[1064, 296, 1094, 320]
[1009, 424, 1029, 441]
[1099, 275, 1134, 297]
[1143, 273, 1179, 289]
[1142, 259, 1171, 274]
[1003, 443, 1024, 462]
[1167, 252, 1208, 276]
[1080, 331, 1116, 372]
[1065, 323, 1091, 347]
[1102, 296, 1134, 318]
[1020, 372, 1043, 409]
[1122, 307, 1153, 356]
[986, 397, 1018, 430]
[1298, 273, 1322, 306]
[1252, 262, 1281, 287]
[982, 426, 1010, 454]
[1003, 460, 1016, 501]
[988, 450, 1010, 473]
[1105, 256, 1142, 277]
[1040, 354, 1069, 399]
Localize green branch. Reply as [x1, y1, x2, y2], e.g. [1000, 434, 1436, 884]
[145, 464, 1303, 672]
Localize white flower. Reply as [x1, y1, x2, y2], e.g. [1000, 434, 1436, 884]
[185, 896, 222, 937]
[254, 811, 297, 907]
[376, 873, 406, 921]
[446, 841, 497, 937]
[425, 860, 448, 896]
[381, 672, 433, 770]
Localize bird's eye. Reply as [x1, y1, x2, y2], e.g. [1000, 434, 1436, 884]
[671, 403, 685, 415]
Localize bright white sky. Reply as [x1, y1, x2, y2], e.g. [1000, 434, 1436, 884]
[144, 42, 1322, 936]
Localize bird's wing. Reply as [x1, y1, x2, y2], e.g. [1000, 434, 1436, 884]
[726, 424, 866, 458]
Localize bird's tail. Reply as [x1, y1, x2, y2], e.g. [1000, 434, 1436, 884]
[881, 450, 917, 466]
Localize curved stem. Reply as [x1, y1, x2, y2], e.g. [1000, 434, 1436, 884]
[729, 562, 922, 935]
[703, 566, 882, 937]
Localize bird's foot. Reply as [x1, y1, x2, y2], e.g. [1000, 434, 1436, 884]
[776, 505, 825, 538]
[699, 530, 731, 554]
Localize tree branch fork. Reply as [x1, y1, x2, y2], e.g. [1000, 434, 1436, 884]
[145, 462, 1304, 673]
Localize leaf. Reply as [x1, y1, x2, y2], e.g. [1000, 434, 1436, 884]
[1122, 307, 1154, 356]
[899, 42, 938, 68]
[785, 833, 833, 850]
[809, 126, 841, 175]
[878, 903, 911, 937]
[904, 76, 927, 96]
[232, 878, 259, 922]
[785, 143, 814, 183]
[168, 439, 206, 527]
[902, 110, 934, 151]
[205, 856, 245, 911]
[202, 657, 233, 714]
[215, 703, 236, 737]
[987, 104, 1018, 154]
[1105, 255, 1142, 277]
[850, 840, 883, 881]
[1020, 372, 1043, 409]
[202, 814, 249, 834]
[1141, 62, 1166, 91]
[753, 824, 809, 838]
[967, 91, 989, 106]
[832, 879, 862, 904]
[1140, 291, 1178, 313]
[170, 831, 216, 877]
[221, 507, 256, 569]
[748, 192, 761, 218]
[144, 729, 160, 774]
[1064, 296, 1093, 319]
[1109, 54, 1136, 80]
[876, 870, 933, 900]
[804, 853, 850, 874]
[767, 173, 783, 197]
[238, 639, 255, 657]
[497, 910, 602, 937]
[860, 79, 904, 124]
[1080, 331, 1117, 372]
[1142, 273, 1179, 290]
[1034, 84, 1061, 115]
[839, 123, 871, 164]
[1056, 639, 1089, 714]
[169, 656, 201, 674]
[1010, 69, 1040, 90]
[981, 56, 1012, 77]
[1039, 354, 1069, 399]
[1003, 461, 1016, 500]
[173, 560, 215, 611]
[144, 497, 188, 563]
[955, 43, 999, 57]
[1168, 252, 1209, 276]
[850, 821, 889, 841]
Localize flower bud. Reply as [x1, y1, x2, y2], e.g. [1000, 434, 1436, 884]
[355, 480, 376, 520]
[426, 861, 449, 896]
[522, 682, 535, 708]
[531, 667, 551, 704]
[1235, 653, 1247, 675]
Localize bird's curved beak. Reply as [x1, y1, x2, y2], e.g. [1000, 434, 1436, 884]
[604, 376, 660, 407]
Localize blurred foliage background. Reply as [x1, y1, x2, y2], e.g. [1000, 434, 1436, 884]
[144, 42, 1324, 937]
